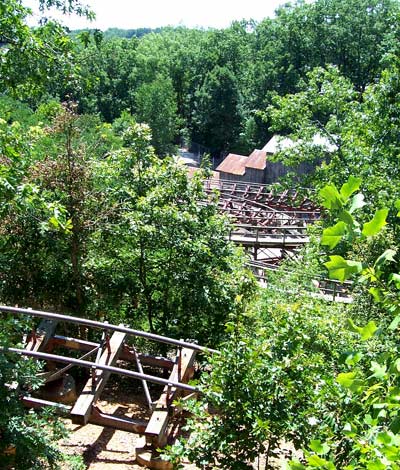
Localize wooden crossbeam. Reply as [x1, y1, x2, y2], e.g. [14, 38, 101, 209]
[25, 319, 58, 352]
[71, 329, 126, 425]
[50, 335, 175, 369]
[145, 347, 196, 448]
[22, 397, 147, 433]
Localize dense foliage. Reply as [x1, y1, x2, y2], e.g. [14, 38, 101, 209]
[1, 0, 400, 468]
[4, 0, 400, 157]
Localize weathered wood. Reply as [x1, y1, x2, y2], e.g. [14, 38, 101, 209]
[145, 347, 196, 448]
[22, 397, 147, 433]
[90, 406, 147, 433]
[50, 335, 175, 369]
[25, 319, 58, 352]
[3, 347, 199, 393]
[1, 305, 216, 353]
[71, 330, 126, 425]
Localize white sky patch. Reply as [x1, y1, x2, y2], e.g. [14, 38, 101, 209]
[23, 0, 289, 30]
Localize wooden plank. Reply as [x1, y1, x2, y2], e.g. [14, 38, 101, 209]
[25, 319, 58, 352]
[145, 347, 196, 448]
[22, 396, 71, 413]
[22, 397, 147, 433]
[90, 406, 147, 433]
[71, 330, 126, 425]
[50, 335, 175, 369]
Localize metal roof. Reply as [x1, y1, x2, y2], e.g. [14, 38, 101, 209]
[246, 149, 267, 170]
[216, 153, 248, 176]
[262, 134, 337, 154]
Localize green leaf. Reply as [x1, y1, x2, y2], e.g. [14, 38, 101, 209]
[362, 208, 389, 237]
[349, 192, 366, 213]
[390, 273, 400, 289]
[395, 199, 400, 217]
[319, 184, 343, 210]
[346, 318, 360, 334]
[307, 454, 332, 467]
[337, 372, 365, 392]
[340, 176, 362, 201]
[321, 221, 347, 249]
[345, 351, 363, 366]
[366, 460, 387, 470]
[347, 319, 378, 340]
[376, 432, 394, 445]
[337, 372, 358, 388]
[389, 315, 400, 331]
[338, 210, 354, 226]
[324, 256, 362, 282]
[370, 361, 387, 379]
[374, 249, 397, 268]
[369, 287, 383, 302]
[309, 440, 330, 456]
[390, 417, 400, 434]
[360, 321, 378, 340]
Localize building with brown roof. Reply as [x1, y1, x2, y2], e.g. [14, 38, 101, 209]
[216, 150, 267, 183]
[216, 134, 336, 184]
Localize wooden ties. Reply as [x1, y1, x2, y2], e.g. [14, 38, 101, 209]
[71, 329, 126, 425]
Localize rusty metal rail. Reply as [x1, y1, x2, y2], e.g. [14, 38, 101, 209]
[0, 305, 212, 466]
[205, 178, 318, 212]
[3, 347, 198, 393]
[247, 260, 353, 302]
[0, 305, 216, 353]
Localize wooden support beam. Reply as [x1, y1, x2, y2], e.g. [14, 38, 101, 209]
[25, 319, 58, 352]
[22, 397, 147, 433]
[50, 335, 175, 369]
[22, 396, 71, 414]
[71, 330, 126, 425]
[145, 347, 196, 449]
[90, 406, 147, 433]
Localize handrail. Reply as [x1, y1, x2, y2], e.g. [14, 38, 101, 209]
[0, 305, 216, 354]
[1, 347, 198, 393]
[205, 178, 315, 194]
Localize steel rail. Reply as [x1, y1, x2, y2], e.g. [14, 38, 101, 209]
[205, 178, 315, 194]
[2, 347, 198, 393]
[0, 305, 217, 354]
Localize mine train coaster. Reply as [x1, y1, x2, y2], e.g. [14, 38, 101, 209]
[1, 305, 215, 470]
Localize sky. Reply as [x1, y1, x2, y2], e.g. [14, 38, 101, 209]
[23, 0, 290, 30]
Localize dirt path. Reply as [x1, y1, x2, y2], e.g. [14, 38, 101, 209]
[59, 379, 198, 470]
[59, 382, 293, 470]
[60, 396, 149, 469]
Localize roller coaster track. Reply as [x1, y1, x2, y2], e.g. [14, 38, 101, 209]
[0, 182, 348, 467]
[205, 178, 319, 259]
[248, 260, 352, 303]
[205, 178, 319, 211]
[204, 179, 352, 301]
[1, 305, 214, 469]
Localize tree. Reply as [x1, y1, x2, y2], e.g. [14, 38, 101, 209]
[134, 75, 180, 156]
[291, 177, 400, 469]
[192, 66, 242, 155]
[266, 60, 400, 206]
[167, 244, 361, 469]
[0, 0, 92, 105]
[89, 121, 255, 344]
[72, 37, 139, 121]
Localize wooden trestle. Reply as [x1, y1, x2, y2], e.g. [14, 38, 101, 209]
[0, 305, 214, 469]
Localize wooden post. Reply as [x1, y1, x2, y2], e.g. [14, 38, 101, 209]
[145, 347, 196, 449]
[71, 329, 126, 425]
